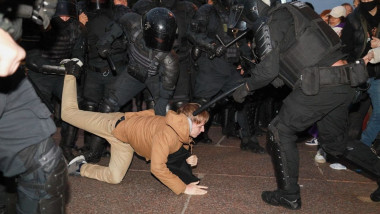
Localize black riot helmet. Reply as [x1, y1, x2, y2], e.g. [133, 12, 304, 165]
[88, 0, 110, 11]
[55, 0, 78, 18]
[228, 0, 271, 28]
[142, 7, 177, 52]
[156, 0, 177, 9]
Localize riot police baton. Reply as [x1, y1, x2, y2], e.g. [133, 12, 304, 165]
[105, 52, 117, 76]
[192, 82, 245, 116]
[209, 31, 248, 59]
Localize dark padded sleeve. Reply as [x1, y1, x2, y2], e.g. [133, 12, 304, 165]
[161, 50, 179, 90]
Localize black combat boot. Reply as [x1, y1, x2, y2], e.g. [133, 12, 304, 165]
[83, 134, 106, 163]
[371, 179, 380, 202]
[240, 136, 265, 154]
[262, 133, 301, 210]
[60, 123, 78, 162]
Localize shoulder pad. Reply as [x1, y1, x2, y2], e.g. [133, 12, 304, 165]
[119, 12, 142, 31]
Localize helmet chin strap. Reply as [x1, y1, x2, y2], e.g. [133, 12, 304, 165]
[262, 0, 271, 6]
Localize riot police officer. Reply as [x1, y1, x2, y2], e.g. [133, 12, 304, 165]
[78, 0, 128, 163]
[95, 7, 179, 116]
[187, 0, 265, 153]
[231, 0, 380, 209]
[0, 0, 68, 212]
[133, 0, 197, 110]
[26, 0, 85, 162]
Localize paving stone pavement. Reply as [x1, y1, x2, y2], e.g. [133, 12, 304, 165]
[54, 126, 380, 214]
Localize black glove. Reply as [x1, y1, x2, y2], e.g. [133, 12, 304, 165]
[97, 44, 111, 58]
[214, 45, 226, 57]
[209, 44, 226, 57]
[233, 83, 249, 103]
[60, 58, 83, 78]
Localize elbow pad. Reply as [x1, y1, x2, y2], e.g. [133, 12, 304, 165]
[161, 51, 179, 90]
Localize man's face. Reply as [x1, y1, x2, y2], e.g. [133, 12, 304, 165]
[60, 15, 71, 22]
[190, 122, 206, 138]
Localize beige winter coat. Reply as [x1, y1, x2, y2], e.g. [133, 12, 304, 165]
[112, 109, 192, 195]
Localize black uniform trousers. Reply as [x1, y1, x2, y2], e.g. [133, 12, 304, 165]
[274, 84, 356, 192]
[106, 69, 174, 116]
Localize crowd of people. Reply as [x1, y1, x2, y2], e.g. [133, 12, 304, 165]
[1, 0, 380, 212]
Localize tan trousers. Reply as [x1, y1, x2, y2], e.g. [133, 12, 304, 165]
[61, 75, 134, 184]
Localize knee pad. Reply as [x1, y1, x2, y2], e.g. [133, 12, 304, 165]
[166, 101, 186, 112]
[18, 140, 68, 214]
[40, 157, 68, 213]
[98, 98, 118, 113]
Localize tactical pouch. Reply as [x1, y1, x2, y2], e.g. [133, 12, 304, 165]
[348, 59, 368, 87]
[300, 60, 368, 96]
[300, 67, 320, 95]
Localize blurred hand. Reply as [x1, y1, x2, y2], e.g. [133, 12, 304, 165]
[371, 37, 380, 49]
[363, 50, 374, 65]
[0, 29, 26, 77]
[214, 45, 226, 57]
[184, 181, 208, 195]
[79, 12, 88, 26]
[186, 155, 198, 167]
[233, 83, 249, 103]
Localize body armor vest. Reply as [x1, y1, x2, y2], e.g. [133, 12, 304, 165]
[125, 14, 168, 83]
[41, 18, 81, 62]
[271, 2, 342, 87]
[86, 10, 126, 65]
[215, 5, 239, 62]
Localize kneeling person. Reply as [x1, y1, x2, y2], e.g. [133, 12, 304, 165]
[61, 74, 209, 195]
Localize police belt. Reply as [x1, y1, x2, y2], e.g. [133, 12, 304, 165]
[299, 60, 368, 95]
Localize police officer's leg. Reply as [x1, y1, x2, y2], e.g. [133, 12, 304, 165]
[17, 137, 68, 214]
[192, 57, 230, 143]
[59, 122, 78, 162]
[316, 87, 380, 202]
[145, 75, 173, 116]
[262, 115, 301, 210]
[80, 71, 105, 162]
[81, 99, 110, 163]
[79, 100, 98, 154]
[237, 99, 265, 154]
[169, 58, 192, 111]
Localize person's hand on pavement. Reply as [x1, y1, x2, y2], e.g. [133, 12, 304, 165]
[184, 181, 208, 195]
